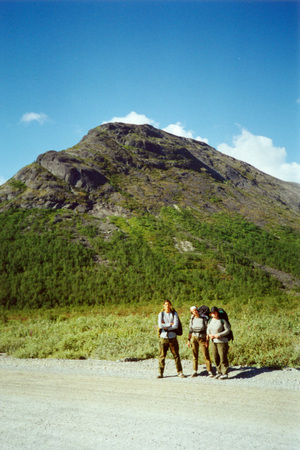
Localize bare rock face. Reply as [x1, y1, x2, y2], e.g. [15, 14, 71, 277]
[36, 151, 108, 191]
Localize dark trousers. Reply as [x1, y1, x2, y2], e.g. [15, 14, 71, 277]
[158, 337, 183, 375]
[210, 341, 229, 375]
[191, 336, 212, 372]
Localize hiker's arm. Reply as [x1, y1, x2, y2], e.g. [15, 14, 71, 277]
[158, 313, 167, 330]
[216, 320, 230, 338]
[158, 313, 172, 330]
[187, 318, 193, 346]
[168, 312, 178, 331]
[204, 319, 209, 346]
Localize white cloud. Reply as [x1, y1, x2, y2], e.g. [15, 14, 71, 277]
[103, 111, 159, 127]
[20, 112, 49, 125]
[0, 176, 6, 186]
[217, 128, 300, 183]
[163, 122, 209, 144]
[164, 122, 209, 143]
[195, 135, 209, 144]
[163, 122, 194, 139]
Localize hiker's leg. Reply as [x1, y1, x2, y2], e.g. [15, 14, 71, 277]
[199, 338, 212, 372]
[218, 342, 229, 375]
[191, 335, 199, 372]
[210, 341, 221, 373]
[169, 337, 183, 374]
[158, 338, 169, 375]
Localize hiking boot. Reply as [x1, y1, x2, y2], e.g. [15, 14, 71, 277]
[207, 371, 214, 378]
[190, 372, 197, 378]
[220, 374, 228, 380]
[178, 372, 185, 378]
[157, 374, 163, 379]
[214, 373, 222, 379]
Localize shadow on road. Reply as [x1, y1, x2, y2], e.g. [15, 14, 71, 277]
[228, 366, 299, 379]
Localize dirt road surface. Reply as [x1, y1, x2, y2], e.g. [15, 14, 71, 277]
[0, 358, 299, 449]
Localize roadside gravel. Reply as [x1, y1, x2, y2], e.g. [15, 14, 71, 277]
[1, 355, 299, 449]
[0, 356, 299, 390]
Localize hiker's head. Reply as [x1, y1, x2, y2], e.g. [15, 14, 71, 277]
[190, 306, 199, 317]
[210, 306, 219, 318]
[164, 300, 172, 312]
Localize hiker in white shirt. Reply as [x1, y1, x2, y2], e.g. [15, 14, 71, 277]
[157, 300, 184, 379]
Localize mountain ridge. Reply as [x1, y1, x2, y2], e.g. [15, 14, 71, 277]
[1, 122, 299, 230]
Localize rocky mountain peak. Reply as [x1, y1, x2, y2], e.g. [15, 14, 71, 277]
[0, 122, 299, 229]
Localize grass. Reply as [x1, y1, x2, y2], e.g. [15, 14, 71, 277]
[0, 303, 299, 368]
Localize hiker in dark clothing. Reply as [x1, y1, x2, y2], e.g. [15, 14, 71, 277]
[157, 300, 184, 379]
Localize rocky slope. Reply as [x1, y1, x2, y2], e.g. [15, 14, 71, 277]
[1, 122, 299, 228]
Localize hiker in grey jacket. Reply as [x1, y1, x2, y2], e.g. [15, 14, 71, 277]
[207, 306, 231, 379]
[187, 306, 213, 378]
[157, 300, 184, 379]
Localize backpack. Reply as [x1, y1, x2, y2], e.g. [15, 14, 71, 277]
[158, 309, 183, 337]
[175, 311, 183, 336]
[198, 304, 210, 320]
[218, 308, 234, 342]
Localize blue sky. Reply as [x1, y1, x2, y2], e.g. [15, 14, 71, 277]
[1, 0, 299, 185]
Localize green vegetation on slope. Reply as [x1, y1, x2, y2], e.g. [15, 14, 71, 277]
[0, 207, 299, 309]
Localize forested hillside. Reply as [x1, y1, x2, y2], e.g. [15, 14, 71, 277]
[1, 207, 299, 309]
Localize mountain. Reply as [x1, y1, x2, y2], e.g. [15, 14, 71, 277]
[0, 123, 299, 310]
[1, 122, 299, 229]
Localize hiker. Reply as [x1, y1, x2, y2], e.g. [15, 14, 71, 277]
[187, 306, 213, 378]
[207, 306, 231, 379]
[157, 300, 185, 379]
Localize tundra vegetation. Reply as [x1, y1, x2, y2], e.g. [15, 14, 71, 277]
[0, 207, 299, 368]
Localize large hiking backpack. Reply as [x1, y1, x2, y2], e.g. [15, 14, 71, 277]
[218, 308, 234, 341]
[175, 311, 183, 336]
[198, 304, 210, 320]
[158, 309, 183, 337]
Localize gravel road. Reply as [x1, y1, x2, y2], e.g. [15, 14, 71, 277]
[0, 356, 299, 450]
